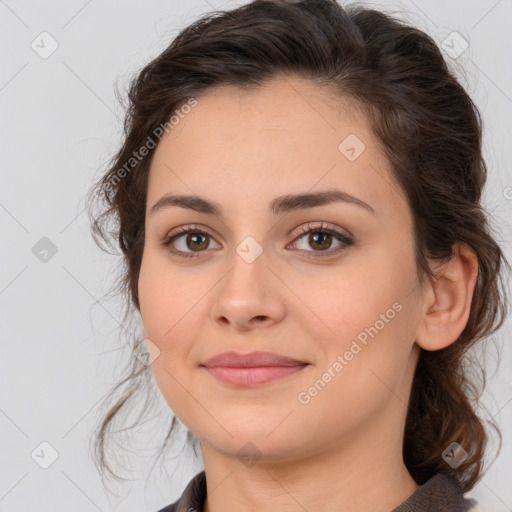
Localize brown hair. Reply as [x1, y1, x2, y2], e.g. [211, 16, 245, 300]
[86, 0, 509, 492]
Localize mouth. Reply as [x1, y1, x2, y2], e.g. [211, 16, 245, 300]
[200, 351, 310, 387]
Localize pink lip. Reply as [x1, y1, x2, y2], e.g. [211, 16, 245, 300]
[200, 351, 309, 387]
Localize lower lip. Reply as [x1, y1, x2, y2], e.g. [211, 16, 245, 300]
[203, 365, 308, 387]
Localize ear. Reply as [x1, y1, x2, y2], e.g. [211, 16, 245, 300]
[415, 242, 479, 351]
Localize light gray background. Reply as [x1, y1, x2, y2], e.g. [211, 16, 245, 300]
[1, 0, 511, 511]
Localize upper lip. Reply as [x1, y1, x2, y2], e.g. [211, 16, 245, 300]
[201, 351, 309, 368]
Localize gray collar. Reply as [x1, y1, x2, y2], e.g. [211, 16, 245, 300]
[157, 470, 478, 512]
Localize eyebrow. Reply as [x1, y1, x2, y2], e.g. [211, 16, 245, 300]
[149, 189, 375, 217]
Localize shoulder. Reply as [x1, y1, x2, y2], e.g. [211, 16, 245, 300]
[154, 471, 207, 512]
[462, 492, 500, 512]
[393, 472, 479, 511]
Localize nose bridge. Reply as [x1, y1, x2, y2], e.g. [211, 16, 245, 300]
[222, 234, 269, 299]
[211, 233, 285, 328]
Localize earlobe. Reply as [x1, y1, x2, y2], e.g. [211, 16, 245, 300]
[415, 243, 479, 351]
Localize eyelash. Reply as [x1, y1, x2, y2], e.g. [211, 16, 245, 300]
[160, 222, 353, 260]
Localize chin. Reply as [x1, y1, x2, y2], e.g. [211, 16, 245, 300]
[201, 426, 306, 463]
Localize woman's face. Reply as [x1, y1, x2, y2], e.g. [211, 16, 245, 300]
[138, 76, 425, 464]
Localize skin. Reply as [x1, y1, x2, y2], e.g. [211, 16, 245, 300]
[138, 75, 478, 512]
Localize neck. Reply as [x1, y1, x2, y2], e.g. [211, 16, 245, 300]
[201, 416, 419, 512]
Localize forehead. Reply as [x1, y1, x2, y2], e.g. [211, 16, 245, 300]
[147, 76, 406, 220]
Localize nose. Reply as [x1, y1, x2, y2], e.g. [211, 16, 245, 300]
[210, 245, 286, 331]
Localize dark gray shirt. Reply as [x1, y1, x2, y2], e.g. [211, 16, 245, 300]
[156, 471, 479, 511]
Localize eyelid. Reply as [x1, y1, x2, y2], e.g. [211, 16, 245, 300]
[289, 221, 353, 240]
[162, 223, 215, 241]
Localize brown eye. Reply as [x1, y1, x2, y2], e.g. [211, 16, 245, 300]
[290, 223, 353, 258]
[162, 227, 221, 258]
[308, 231, 333, 251]
[184, 232, 209, 251]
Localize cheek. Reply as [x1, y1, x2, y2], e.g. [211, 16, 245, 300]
[294, 251, 415, 347]
[138, 249, 209, 342]
[294, 249, 419, 397]
[294, 279, 417, 443]
[137, 252, 214, 418]
[309, 264, 418, 406]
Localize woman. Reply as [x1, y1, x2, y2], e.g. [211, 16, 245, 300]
[87, 1, 509, 510]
